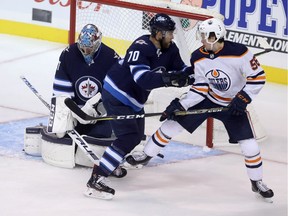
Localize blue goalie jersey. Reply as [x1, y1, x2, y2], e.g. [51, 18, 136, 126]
[52, 43, 120, 106]
[103, 34, 188, 112]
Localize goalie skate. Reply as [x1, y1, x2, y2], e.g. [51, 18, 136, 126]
[84, 174, 115, 200]
[251, 180, 274, 203]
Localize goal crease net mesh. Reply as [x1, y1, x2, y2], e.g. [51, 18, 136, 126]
[70, 0, 266, 147]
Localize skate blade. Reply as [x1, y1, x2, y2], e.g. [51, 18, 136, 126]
[84, 188, 114, 200]
[255, 193, 273, 203]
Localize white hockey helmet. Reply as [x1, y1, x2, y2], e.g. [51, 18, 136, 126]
[197, 18, 226, 43]
[77, 24, 102, 56]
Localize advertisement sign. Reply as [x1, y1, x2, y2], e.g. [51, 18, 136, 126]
[0, 0, 287, 83]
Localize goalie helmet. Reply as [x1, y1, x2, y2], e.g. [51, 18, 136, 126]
[197, 18, 226, 43]
[77, 24, 102, 64]
[149, 13, 176, 36]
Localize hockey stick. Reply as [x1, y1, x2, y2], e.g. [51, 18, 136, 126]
[254, 49, 273, 57]
[20, 76, 100, 164]
[254, 37, 273, 57]
[65, 97, 229, 121]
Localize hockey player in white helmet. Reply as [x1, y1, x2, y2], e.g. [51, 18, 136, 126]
[126, 17, 274, 202]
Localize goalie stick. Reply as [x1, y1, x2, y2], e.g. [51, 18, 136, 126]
[64, 97, 229, 121]
[20, 76, 100, 164]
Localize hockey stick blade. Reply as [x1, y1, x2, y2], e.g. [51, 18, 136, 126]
[254, 37, 273, 57]
[65, 97, 228, 121]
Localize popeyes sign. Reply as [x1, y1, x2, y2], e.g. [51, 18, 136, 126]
[34, 0, 287, 38]
[34, 0, 102, 9]
[34, 0, 70, 7]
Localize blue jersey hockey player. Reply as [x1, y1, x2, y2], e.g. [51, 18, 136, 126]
[46, 24, 127, 178]
[84, 13, 194, 200]
[48, 24, 120, 139]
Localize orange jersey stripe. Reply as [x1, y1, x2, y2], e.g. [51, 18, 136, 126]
[192, 86, 208, 93]
[245, 156, 262, 164]
[155, 130, 169, 144]
[209, 91, 233, 102]
[247, 75, 266, 81]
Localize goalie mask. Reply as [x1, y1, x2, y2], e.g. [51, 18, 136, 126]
[197, 18, 226, 47]
[77, 24, 102, 65]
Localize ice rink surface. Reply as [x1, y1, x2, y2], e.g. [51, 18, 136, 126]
[0, 34, 287, 216]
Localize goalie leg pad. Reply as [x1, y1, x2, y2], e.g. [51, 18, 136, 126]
[41, 127, 76, 168]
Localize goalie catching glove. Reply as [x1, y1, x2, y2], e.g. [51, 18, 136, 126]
[228, 90, 251, 116]
[72, 94, 107, 124]
[160, 98, 185, 122]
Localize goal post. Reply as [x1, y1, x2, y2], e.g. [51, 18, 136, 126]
[68, 0, 266, 148]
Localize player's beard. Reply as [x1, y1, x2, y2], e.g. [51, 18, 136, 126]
[160, 39, 171, 49]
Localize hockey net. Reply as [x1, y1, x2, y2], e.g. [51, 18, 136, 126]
[69, 0, 266, 147]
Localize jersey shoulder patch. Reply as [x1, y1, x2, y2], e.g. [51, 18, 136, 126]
[135, 39, 149, 45]
[101, 43, 120, 59]
[129, 35, 156, 56]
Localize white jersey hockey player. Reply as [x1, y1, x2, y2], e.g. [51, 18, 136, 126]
[126, 17, 274, 202]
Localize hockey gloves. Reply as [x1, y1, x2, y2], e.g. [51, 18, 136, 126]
[72, 94, 105, 124]
[229, 90, 251, 116]
[160, 98, 185, 122]
[162, 70, 192, 87]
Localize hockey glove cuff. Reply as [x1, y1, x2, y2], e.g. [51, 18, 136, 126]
[160, 98, 185, 122]
[228, 90, 252, 116]
[162, 70, 190, 87]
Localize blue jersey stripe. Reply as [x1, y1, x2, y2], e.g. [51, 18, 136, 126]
[103, 77, 144, 112]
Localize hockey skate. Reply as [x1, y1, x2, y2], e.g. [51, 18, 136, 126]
[125, 151, 152, 166]
[84, 174, 115, 200]
[111, 166, 127, 178]
[251, 180, 274, 203]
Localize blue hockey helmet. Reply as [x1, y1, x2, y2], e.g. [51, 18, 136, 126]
[149, 13, 176, 36]
[77, 24, 102, 57]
